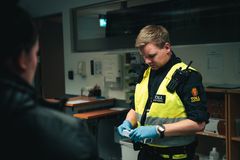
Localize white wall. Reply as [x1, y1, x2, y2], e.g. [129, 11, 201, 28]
[173, 42, 240, 86]
[64, 49, 136, 99]
[20, 0, 240, 100]
[64, 42, 240, 99]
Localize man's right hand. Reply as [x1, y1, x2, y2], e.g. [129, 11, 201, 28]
[117, 120, 132, 136]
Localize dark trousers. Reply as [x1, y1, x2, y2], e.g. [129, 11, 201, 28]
[137, 141, 197, 160]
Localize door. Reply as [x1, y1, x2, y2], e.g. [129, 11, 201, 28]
[35, 14, 65, 98]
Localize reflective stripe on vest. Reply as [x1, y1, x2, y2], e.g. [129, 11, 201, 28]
[134, 62, 196, 147]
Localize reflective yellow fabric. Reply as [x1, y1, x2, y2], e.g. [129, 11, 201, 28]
[135, 62, 190, 119]
[134, 62, 196, 147]
[173, 154, 188, 159]
[161, 154, 187, 159]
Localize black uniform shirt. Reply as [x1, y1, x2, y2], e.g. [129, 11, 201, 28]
[131, 52, 209, 123]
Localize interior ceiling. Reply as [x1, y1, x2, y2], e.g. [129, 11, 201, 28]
[20, 0, 78, 5]
[19, 0, 168, 13]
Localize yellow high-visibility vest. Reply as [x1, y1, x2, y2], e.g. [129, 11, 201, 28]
[135, 62, 196, 147]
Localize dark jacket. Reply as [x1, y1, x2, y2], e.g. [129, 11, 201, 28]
[0, 70, 98, 160]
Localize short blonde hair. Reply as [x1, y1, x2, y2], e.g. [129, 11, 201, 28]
[135, 25, 170, 49]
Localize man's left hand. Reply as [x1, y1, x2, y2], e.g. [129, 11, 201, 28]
[129, 126, 158, 142]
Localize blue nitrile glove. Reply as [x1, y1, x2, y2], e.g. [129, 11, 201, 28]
[117, 120, 132, 136]
[129, 125, 158, 142]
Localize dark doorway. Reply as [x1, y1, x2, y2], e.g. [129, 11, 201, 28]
[35, 14, 65, 98]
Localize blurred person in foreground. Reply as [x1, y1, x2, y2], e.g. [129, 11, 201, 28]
[0, 1, 98, 160]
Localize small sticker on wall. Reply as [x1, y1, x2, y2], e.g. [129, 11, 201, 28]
[94, 61, 102, 75]
[207, 50, 223, 77]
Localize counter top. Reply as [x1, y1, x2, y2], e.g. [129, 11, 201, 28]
[64, 96, 115, 113]
[65, 96, 115, 107]
[73, 107, 129, 119]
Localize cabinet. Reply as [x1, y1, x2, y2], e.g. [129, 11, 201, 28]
[123, 52, 143, 103]
[228, 89, 240, 160]
[196, 88, 240, 160]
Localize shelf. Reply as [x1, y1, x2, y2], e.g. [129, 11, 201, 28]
[200, 88, 240, 160]
[231, 136, 240, 142]
[196, 131, 225, 139]
[205, 88, 227, 93]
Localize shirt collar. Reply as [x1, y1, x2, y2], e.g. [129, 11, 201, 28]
[151, 51, 181, 74]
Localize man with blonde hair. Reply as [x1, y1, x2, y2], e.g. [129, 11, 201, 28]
[118, 25, 209, 160]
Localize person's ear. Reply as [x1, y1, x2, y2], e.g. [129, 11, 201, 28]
[18, 51, 28, 72]
[163, 43, 171, 56]
[164, 42, 171, 51]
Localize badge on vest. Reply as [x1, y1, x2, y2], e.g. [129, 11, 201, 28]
[152, 94, 166, 103]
